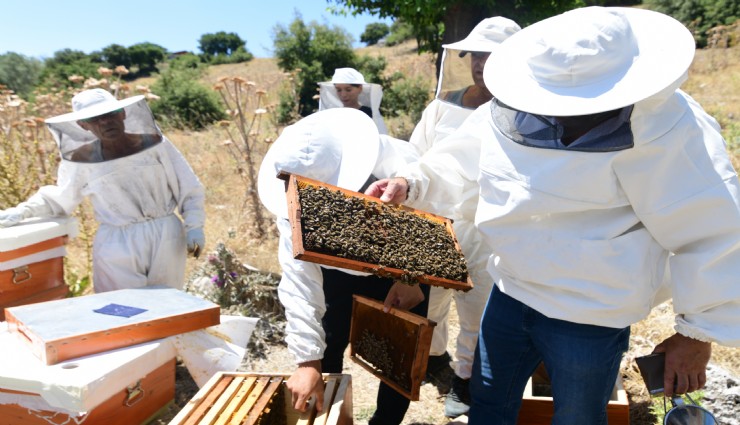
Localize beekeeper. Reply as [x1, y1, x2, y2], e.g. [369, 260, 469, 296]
[406, 16, 520, 419]
[367, 6, 740, 424]
[317, 67, 388, 134]
[0, 88, 205, 292]
[258, 108, 422, 425]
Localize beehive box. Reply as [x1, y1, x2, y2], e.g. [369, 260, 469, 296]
[0, 217, 78, 321]
[281, 172, 473, 292]
[0, 322, 177, 425]
[4, 285, 220, 365]
[516, 365, 629, 424]
[349, 295, 435, 401]
[169, 372, 352, 425]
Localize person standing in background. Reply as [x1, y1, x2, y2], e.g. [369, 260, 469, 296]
[318, 67, 388, 134]
[408, 16, 520, 419]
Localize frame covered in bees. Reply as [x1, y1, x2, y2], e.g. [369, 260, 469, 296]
[349, 295, 436, 401]
[168, 373, 352, 425]
[280, 172, 474, 291]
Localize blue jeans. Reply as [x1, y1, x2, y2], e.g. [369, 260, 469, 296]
[469, 286, 630, 425]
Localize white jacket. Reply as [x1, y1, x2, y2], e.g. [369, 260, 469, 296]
[403, 87, 740, 347]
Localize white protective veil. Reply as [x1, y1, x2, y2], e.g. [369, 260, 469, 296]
[318, 67, 388, 134]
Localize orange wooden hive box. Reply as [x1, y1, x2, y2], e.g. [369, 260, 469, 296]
[349, 295, 436, 401]
[516, 364, 630, 425]
[4, 285, 220, 365]
[169, 372, 353, 425]
[0, 322, 177, 425]
[0, 217, 78, 321]
[281, 172, 474, 292]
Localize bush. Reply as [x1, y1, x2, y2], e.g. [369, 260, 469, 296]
[381, 72, 433, 124]
[273, 15, 357, 117]
[150, 67, 226, 130]
[644, 0, 740, 46]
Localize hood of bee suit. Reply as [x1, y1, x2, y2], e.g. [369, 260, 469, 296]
[258, 108, 380, 218]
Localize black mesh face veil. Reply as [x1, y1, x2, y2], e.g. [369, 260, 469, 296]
[46, 98, 162, 163]
[490, 99, 635, 152]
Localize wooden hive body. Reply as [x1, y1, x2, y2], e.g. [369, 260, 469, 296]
[0, 218, 78, 320]
[169, 373, 352, 425]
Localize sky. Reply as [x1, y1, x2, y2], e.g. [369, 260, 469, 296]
[0, 0, 393, 59]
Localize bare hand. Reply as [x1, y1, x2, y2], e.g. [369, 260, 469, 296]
[285, 360, 324, 412]
[383, 281, 425, 313]
[365, 177, 408, 204]
[653, 333, 711, 397]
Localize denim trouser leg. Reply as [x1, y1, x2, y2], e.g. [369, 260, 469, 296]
[469, 286, 630, 425]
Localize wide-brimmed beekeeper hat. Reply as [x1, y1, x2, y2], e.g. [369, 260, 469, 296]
[484, 6, 695, 116]
[258, 108, 380, 218]
[443, 16, 521, 55]
[45, 88, 144, 124]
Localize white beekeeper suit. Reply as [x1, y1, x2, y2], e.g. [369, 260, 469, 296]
[258, 108, 418, 363]
[406, 17, 520, 396]
[400, 7, 740, 347]
[318, 67, 388, 134]
[0, 89, 205, 292]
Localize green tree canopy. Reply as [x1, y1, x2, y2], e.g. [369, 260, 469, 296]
[98, 44, 132, 69]
[0, 52, 43, 98]
[330, 0, 584, 72]
[127, 42, 167, 75]
[272, 14, 356, 116]
[644, 0, 740, 46]
[198, 31, 248, 56]
[361, 22, 390, 45]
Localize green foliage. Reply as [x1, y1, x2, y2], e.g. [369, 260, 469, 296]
[330, 0, 583, 53]
[169, 53, 205, 70]
[0, 52, 43, 98]
[127, 42, 167, 75]
[198, 31, 253, 64]
[361, 22, 390, 45]
[38, 49, 102, 89]
[384, 19, 415, 46]
[272, 14, 357, 117]
[380, 72, 432, 124]
[150, 67, 226, 130]
[185, 243, 287, 357]
[644, 0, 740, 46]
[354, 54, 387, 83]
[97, 44, 132, 69]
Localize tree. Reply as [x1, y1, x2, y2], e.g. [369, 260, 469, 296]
[199, 31, 248, 56]
[0, 52, 43, 98]
[98, 44, 132, 69]
[330, 0, 583, 73]
[128, 42, 167, 75]
[360, 22, 390, 45]
[272, 14, 356, 117]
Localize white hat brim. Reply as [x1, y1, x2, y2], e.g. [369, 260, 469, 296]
[484, 7, 695, 116]
[45, 95, 145, 123]
[258, 108, 380, 218]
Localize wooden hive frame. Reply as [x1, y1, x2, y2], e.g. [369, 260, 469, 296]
[168, 373, 352, 425]
[280, 172, 474, 292]
[349, 295, 436, 401]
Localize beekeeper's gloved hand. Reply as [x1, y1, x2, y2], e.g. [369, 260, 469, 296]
[187, 227, 205, 259]
[0, 206, 32, 228]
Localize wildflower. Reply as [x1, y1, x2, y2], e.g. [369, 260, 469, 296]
[97, 67, 113, 77]
[114, 66, 130, 75]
